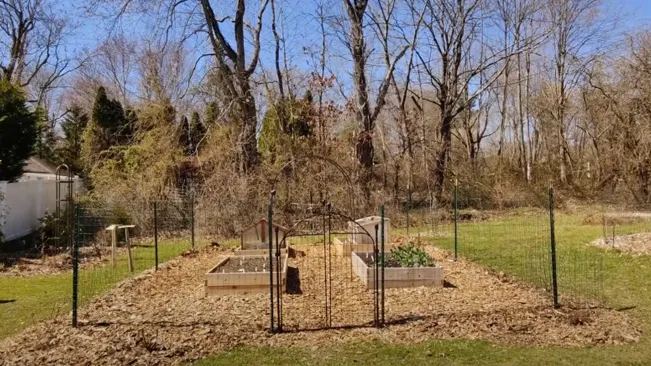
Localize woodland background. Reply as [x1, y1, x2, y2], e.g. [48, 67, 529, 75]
[1, 0, 651, 238]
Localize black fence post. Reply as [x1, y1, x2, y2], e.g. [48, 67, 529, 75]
[406, 188, 411, 236]
[374, 224, 380, 328]
[268, 190, 276, 333]
[190, 192, 195, 250]
[454, 178, 459, 261]
[154, 201, 159, 271]
[72, 204, 80, 328]
[549, 186, 560, 308]
[380, 205, 385, 327]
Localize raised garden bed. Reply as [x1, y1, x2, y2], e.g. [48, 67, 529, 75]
[333, 236, 394, 257]
[242, 241, 287, 250]
[233, 247, 288, 256]
[204, 254, 288, 296]
[351, 251, 443, 290]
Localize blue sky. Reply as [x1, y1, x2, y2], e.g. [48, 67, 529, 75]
[54, 0, 651, 107]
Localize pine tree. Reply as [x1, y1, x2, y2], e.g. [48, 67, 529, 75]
[32, 107, 58, 163]
[0, 80, 38, 181]
[91, 86, 126, 146]
[189, 111, 206, 154]
[59, 105, 89, 173]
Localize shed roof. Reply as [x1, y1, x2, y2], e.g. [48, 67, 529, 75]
[23, 157, 58, 175]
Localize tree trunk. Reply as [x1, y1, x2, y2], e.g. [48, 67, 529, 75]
[435, 112, 454, 200]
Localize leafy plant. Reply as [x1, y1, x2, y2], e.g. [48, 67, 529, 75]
[379, 243, 434, 268]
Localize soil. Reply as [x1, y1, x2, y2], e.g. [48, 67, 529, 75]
[0, 245, 641, 366]
[214, 256, 283, 273]
[590, 232, 651, 255]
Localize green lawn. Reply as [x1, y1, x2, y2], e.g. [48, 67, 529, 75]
[0, 239, 202, 338]
[197, 212, 651, 365]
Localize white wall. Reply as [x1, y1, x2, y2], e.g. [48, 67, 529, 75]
[0, 178, 83, 241]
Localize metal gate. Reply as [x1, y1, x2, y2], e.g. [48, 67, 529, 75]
[267, 197, 386, 333]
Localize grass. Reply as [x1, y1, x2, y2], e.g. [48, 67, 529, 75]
[0, 238, 202, 338]
[4, 210, 651, 364]
[197, 211, 651, 365]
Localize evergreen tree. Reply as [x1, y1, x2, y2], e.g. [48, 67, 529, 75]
[59, 105, 89, 173]
[204, 101, 220, 125]
[32, 107, 58, 163]
[0, 80, 38, 181]
[91, 86, 126, 145]
[178, 115, 191, 155]
[189, 111, 206, 154]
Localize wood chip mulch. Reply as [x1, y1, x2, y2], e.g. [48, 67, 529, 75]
[590, 232, 651, 255]
[0, 244, 641, 366]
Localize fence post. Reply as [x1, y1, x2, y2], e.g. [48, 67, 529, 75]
[190, 192, 195, 250]
[406, 188, 411, 236]
[549, 186, 560, 308]
[380, 205, 385, 327]
[374, 224, 380, 328]
[154, 201, 158, 271]
[454, 178, 458, 261]
[72, 204, 80, 328]
[268, 191, 276, 333]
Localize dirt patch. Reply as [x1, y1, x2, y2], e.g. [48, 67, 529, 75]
[0, 245, 640, 366]
[0, 246, 123, 277]
[213, 256, 282, 273]
[590, 232, 651, 255]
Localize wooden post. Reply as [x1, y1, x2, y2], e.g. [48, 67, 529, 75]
[119, 225, 136, 273]
[112, 229, 117, 267]
[105, 225, 118, 268]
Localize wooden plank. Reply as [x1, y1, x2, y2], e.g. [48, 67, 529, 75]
[111, 229, 116, 267]
[351, 252, 444, 289]
[233, 248, 287, 256]
[204, 284, 270, 296]
[205, 253, 288, 296]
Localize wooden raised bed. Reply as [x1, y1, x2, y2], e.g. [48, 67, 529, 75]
[242, 241, 287, 250]
[351, 252, 443, 289]
[204, 254, 288, 296]
[233, 247, 288, 256]
[333, 237, 394, 257]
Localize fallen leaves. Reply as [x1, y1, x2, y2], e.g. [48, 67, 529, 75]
[0, 245, 641, 366]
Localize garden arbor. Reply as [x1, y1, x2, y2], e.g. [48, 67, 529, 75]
[266, 155, 386, 333]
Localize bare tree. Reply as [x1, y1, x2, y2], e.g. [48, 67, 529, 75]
[545, 0, 608, 184]
[0, 0, 74, 104]
[411, 0, 528, 200]
[341, 0, 408, 192]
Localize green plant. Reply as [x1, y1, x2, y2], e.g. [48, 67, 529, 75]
[380, 243, 434, 268]
[0, 80, 38, 181]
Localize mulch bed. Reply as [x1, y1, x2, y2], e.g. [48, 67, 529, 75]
[0, 247, 121, 277]
[0, 244, 641, 365]
[590, 232, 651, 255]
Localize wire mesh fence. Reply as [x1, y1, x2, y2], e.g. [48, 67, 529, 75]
[72, 195, 199, 324]
[396, 184, 607, 310]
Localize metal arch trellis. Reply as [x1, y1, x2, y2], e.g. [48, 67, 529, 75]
[268, 153, 360, 219]
[266, 154, 384, 334]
